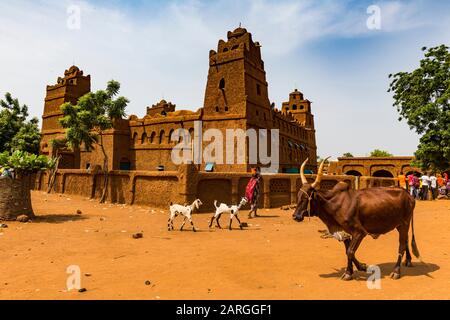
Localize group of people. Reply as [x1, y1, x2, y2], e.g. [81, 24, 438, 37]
[397, 171, 449, 200]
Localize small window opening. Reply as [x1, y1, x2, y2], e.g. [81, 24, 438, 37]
[219, 78, 225, 90]
[256, 84, 261, 96]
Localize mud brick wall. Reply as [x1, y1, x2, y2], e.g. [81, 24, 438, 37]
[33, 165, 403, 212]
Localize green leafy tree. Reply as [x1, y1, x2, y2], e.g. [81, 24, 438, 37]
[59, 80, 129, 203]
[369, 149, 393, 157]
[342, 152, 354, 157]
[389, 45, 450, 171]
[0, 93, 40, 154]
[10, 119, 41, 154]
[0, 150, 55, 176]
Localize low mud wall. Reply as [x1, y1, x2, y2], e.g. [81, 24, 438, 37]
[33, 165, 400, 212]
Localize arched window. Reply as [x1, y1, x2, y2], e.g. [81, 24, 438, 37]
[215, 106, 220, 112]
[132, 132, 138, 144]
[219, 78, 225, 90]
[141, 132, 147, 144]
[292, 104, 297, 110]
[150, 132, 156, 143]
[373, 170, 394, 178]
[345, 170, 362, 177]
[159, 130, 165, 144]
[231, 44, 239, 50]
[168, 129, 175, 144]
[225, 106, 229, 112]
[223, 48, 229, 52]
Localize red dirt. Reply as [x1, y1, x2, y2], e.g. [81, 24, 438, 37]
[0, 191, 449, 300]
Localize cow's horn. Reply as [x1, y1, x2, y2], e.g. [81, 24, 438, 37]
[312, 157, 330, 189]
[300, 158, 309, 185]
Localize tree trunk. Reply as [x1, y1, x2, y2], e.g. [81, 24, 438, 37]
[0, 174, 34, 221]
[47, 155, 61, 194]
[99, 136, 109, 204]
[100, 157, 109, 203]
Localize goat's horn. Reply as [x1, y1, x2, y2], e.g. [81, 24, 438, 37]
[300, 158, 309, 185]
[312, 157, 330, 189]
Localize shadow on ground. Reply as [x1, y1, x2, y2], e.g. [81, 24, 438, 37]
[251, 215, 280, 218]
[31, 214, 87, 224]
[319, 261, 439, 280]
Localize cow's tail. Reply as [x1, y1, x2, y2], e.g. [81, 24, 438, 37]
[213, 200, 218, 209]
[410, 200, 423, 262]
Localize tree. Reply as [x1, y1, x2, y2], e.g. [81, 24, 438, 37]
[59, 80, 129, 203]
[342, 152, 354, 157]
[369, 149, 393, 157]
[0, 151, 55, 220]
[389, 45, 450, 172]
[46, 138, 67, 194]
[0, 93, 40, 154]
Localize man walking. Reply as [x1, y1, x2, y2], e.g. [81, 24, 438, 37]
[246, 167, 261, 219]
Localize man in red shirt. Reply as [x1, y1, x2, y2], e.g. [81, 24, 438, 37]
[246, 167, 261, 219]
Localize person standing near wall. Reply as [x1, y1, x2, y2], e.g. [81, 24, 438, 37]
[408, 173, 417, 199]
[430, 173, 437, 200]
[437, 174, 444, 189]
[397, 172, 407, 190]
[414, 174, 420, 199]
[420, 173, 430, 200]
[246, 167, 261, 219]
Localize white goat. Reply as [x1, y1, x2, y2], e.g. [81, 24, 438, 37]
[168, 199, 203, 232]
[209, 197, 248, 230]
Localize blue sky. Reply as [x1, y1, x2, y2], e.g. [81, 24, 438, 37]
[1, 0, 449, 158]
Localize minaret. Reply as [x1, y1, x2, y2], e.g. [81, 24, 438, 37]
[201, 27, 272, 172]
[282, 89, 314, 129]
[203, 27, 271, 118]
[40, 66, 90, 166]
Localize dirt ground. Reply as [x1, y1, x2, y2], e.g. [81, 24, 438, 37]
[0, 191, 449, 300]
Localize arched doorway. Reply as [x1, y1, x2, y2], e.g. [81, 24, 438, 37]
[373, 170, 394, 178]
[345, 170, 362, 177]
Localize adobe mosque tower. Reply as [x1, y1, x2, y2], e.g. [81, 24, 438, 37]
[203, 26, 271, 116]
[282, 89, 315, 130]
[202, 27, 272, 171]
[40, 66, 91, 168]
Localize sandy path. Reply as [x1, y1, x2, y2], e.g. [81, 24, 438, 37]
[0, 191, 449, 300]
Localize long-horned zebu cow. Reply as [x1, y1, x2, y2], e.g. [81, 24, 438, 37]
[293, 158, 421, 280]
